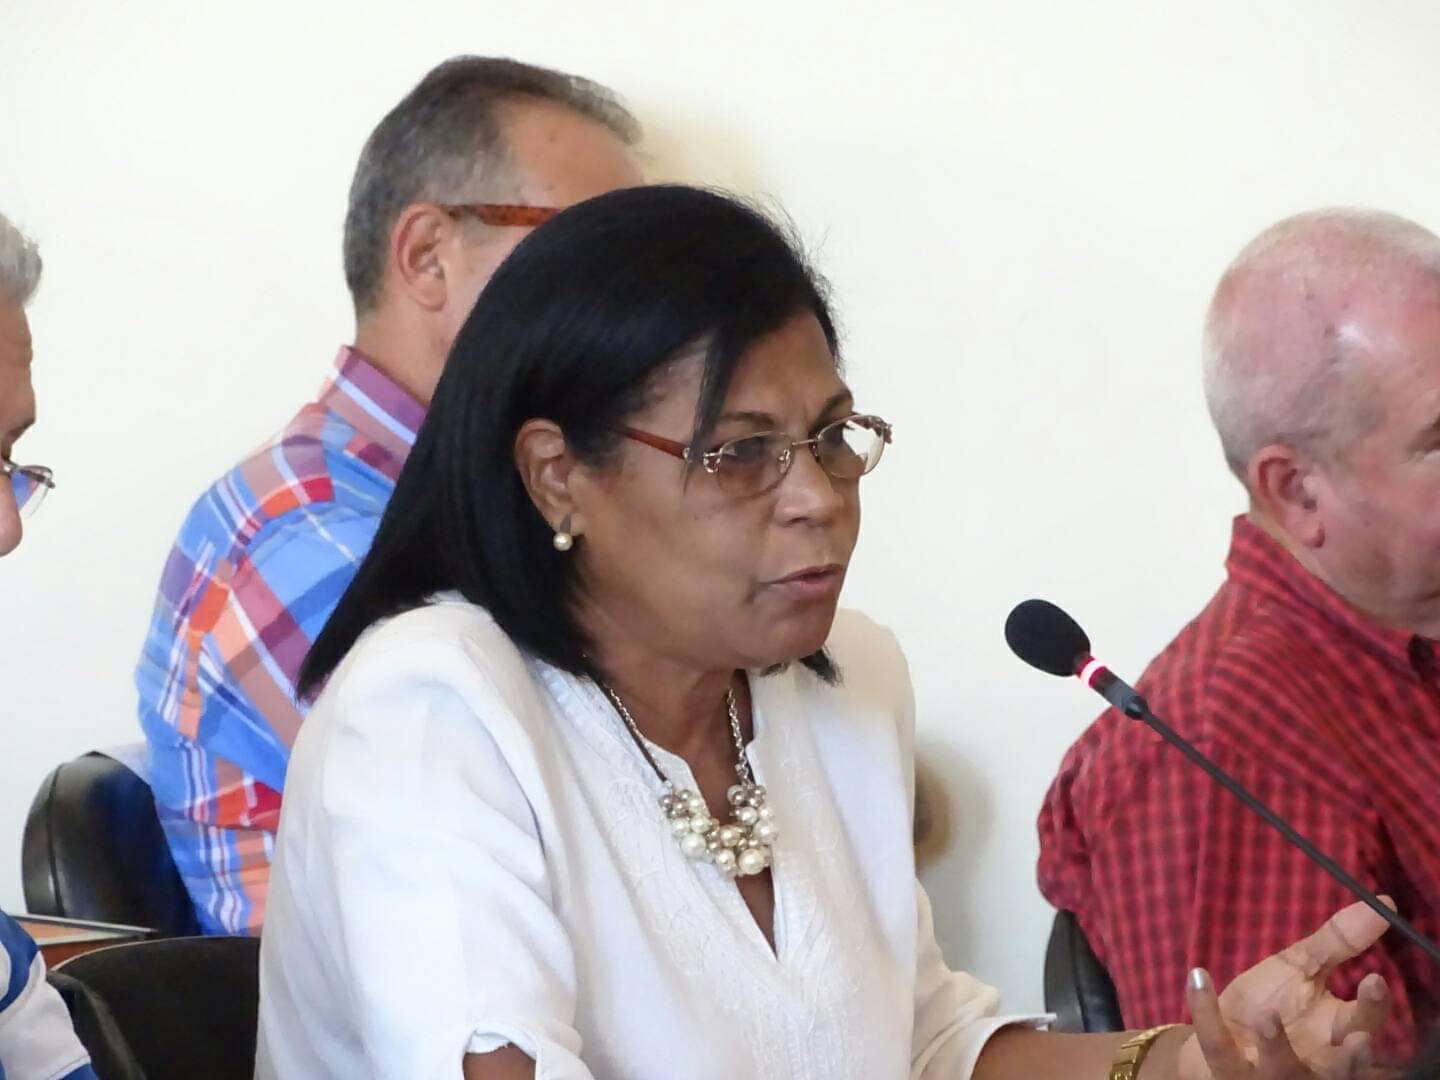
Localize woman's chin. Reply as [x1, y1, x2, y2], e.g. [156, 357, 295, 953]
[748, 608, 839, 667]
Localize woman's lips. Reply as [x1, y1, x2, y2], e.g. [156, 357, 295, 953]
[766, 564, 845, 602]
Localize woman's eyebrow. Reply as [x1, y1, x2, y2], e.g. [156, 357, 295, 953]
[715, 390, 855, 429]
[716, 409, 777, 427]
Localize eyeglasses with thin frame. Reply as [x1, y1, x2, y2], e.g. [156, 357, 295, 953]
[2, 461, 54, 518]
[620, 414, 894, 498]
[440, 203, 560, 227]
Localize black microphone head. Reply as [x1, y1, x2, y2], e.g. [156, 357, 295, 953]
[1005, 599, 1091, 677]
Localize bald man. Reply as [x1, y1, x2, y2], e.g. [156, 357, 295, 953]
[1038, 208, 1440, 1061]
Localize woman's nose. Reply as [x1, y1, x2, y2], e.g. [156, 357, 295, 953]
[774, 444, 846, 523]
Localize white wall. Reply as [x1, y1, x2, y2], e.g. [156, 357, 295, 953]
[4, 0, 1440, 1013]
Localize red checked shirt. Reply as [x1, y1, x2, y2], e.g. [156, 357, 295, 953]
[1038, 515, 1440, 1061]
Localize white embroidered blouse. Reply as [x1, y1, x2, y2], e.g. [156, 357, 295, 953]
[256, 597, 1033, 1079]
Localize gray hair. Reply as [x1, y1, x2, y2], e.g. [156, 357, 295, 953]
[0, 212, 42, 306]
[1202, 208, 1440, 479]
[343, 56, 639, 315]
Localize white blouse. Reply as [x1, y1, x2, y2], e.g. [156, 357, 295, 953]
[256, 598, 1034, 1079]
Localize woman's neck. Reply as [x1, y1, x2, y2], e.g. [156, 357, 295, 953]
[582, 609, 738, 757]
[595, 651, 736, 757]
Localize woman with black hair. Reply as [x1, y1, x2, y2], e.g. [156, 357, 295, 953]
[256, 185, 1394, 1079]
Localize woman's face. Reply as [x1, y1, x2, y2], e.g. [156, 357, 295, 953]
[570, 311, 863, 672]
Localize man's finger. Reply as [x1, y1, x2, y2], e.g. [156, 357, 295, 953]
[1187, 968, 1249, 1077]
[1281, 900, 1392, 980]
[1329, 973, 1389, 1046]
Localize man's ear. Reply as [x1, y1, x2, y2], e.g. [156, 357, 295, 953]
[387, 203, 458, 313]
[1248, 441, 1325, 548]
[514, 418, 585, 538]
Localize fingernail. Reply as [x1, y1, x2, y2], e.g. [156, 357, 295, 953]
[1188, 968, 1210, 991]
[1261, 1016, 1280, 1040]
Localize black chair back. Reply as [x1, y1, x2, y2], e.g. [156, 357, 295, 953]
[1044, 910, 1124, 1033]
[23, 752, 201, 936]
[53, 936, 259, 1080]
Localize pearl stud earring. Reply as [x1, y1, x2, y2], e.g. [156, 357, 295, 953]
[552, 515, 574, 552]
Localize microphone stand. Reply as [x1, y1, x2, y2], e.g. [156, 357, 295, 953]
[1118, 690, 1440, 967]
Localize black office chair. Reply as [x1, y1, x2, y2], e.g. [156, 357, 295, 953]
[22, 751, 201, 936]
[51, 935, 259, 1080]
[1044, 910, 1124, 1033]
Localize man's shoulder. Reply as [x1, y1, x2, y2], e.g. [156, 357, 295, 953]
[168, 401, 383, 570]
[1070, 583, 1358, 774]
[204, 401, 354, 518]
[1144, 591, 1347, 733]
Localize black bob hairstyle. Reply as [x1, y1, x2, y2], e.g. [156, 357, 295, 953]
[299, 184, 842, 698]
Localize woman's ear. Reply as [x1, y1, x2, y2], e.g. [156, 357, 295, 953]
[514, 419, 585, 538]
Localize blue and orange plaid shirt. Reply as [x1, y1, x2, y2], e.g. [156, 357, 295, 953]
[136, 347, 424, 934]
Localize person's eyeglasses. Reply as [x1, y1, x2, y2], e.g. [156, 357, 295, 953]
[2, 461, 54, 518]
[620, 414, 894, 498]
[440, 203, 560, 227]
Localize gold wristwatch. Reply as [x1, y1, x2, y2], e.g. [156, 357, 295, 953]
[1109, 1024, 1180, 1080]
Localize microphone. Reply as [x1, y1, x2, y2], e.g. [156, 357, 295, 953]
[1006, 597, 1440, 967]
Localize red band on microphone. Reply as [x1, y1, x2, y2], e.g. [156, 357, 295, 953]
[1078, 656, 1107, 688]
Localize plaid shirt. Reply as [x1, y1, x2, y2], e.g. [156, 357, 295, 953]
[1038, 515, 1440, 1060]
[136, 348, 423, 934]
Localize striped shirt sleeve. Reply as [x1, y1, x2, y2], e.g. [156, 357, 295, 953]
[0, 912, 95, 1080]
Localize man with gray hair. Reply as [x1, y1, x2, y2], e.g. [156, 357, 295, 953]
[135, 56, 643, 935]
[0, 212, 51, 555]
[1038, 208, 1440, 1061]
[0, 213, 96, 1079]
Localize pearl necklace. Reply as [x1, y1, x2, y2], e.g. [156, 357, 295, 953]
[600, 682, 777, 878]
